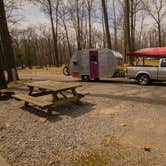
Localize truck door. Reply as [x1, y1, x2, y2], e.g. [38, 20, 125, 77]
[158, 59, 166, 80]
[89, 50, 99, 79]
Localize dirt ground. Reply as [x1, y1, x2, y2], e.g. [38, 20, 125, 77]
[1, 74, 166, 166]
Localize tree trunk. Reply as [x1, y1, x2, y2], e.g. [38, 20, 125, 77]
[47, 0, 59, 66]
[124, 0, 133, 64]
[101, 0, 112, 49]
[62, 19, 72, 59]
[87, 1, 92, 48]
[0, 0, 19, 82]
[0, 69, 7, 89]
[0, 44, 7, 89]
[158, 22, 162, 47]
[113, 0, 118, 50]
[130, 0, 135, 51]
[102, 14, 106, 48]
[76, 0, 81, 50]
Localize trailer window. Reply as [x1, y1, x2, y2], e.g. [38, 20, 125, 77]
[73, 61, 78, 65]
[161, 59, 166, 67]
[90, 56, 97, 62]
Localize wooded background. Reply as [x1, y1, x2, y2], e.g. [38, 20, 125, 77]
[0, 0, 166, 87]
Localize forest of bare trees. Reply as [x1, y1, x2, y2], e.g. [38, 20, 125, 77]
[0, 0, 166, 88]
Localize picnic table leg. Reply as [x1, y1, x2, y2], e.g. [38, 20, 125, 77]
[24, 86, 34, 107]
[47, 108, 52, 115]
[52, 92, 59, 103]
[24, 101, 29, 107]
[28, 86, 34, 96]
[71, 88, 81, 104]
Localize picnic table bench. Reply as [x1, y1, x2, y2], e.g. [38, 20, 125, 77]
[13, 81, 88, 114]
[0, 89, 14, 98]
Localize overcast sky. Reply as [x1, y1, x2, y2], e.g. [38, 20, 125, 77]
[13, 1, 165, 32]
[14, 2, 49, 28]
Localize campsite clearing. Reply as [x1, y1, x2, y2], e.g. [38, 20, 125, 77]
[0, 74, 166, 165]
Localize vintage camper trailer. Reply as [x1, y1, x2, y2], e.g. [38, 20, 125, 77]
[69, 48, 124, 80]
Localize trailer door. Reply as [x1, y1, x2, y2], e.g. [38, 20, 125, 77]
[89, 50, 99, 79]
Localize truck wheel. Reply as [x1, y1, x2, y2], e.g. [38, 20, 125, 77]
[136, 74, 150, 85]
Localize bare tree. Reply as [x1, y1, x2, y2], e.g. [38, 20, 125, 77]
[68, 0, 84, 50]
[0, 43, 7, 89]
[142, 0, 166, 47]
[76, 0, 82, 50]
[112, 0, 118, 50]
[101, 0, 112, 49]
[59, 2, 72, 59]
[0, 0, 19, 82]
[47, 0, 60, 66]
[31, 0, 60, 66]
[86, 0, 93, 48]
[124, 0, 133, 64]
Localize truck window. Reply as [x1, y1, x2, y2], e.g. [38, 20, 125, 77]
[161, 59, 166, 67]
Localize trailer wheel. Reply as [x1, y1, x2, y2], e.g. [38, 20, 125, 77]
[136, 74, 150, 85]
[94, 78, 99, 81]
[81, 75, 90, 82]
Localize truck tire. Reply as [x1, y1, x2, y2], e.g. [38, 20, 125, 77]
[136, 74, 150, 85]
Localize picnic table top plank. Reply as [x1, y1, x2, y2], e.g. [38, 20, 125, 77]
[25, 81, 82, 92]
[13, 94, 53, 108]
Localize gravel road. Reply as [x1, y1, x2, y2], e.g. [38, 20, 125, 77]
[0, 74, 166, 165]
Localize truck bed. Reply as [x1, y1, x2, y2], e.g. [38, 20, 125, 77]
[126, 66, 158, 80]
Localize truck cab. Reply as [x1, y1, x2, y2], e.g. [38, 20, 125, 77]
[158, 59, 166, 80]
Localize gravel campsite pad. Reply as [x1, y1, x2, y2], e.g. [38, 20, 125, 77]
[1, 76, 166, 165]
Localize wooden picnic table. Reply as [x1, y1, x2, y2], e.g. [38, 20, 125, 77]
[13, 81, 88, 114]
[26, 80, 82, 95]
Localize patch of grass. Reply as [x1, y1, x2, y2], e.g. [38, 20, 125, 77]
[71, 152, 108, 166]
[70, 135, 127, 166]
[70, 134, 158, 166]
[18, 66, 64, 75]
[8, 79, 30, 89]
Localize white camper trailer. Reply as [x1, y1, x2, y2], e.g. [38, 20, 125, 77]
[69, 48, 124, 80]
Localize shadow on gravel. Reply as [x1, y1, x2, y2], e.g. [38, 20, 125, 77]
[73, 79, 166, 87]
[69, 79, 136, 85]
[90, 93, 166, 106]
[21, 102, 95, 122]
[0, 96, 11, 101]
[0, 92, 14, 101]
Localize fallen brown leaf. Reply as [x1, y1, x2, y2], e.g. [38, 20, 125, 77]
[143, 144, 151, 152]
[39, 118, 48, 123]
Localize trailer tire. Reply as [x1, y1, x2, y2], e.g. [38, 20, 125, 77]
[94, 78, 99, 81]
[81, 75, 90, 82]
[136, 74, 150, 85]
